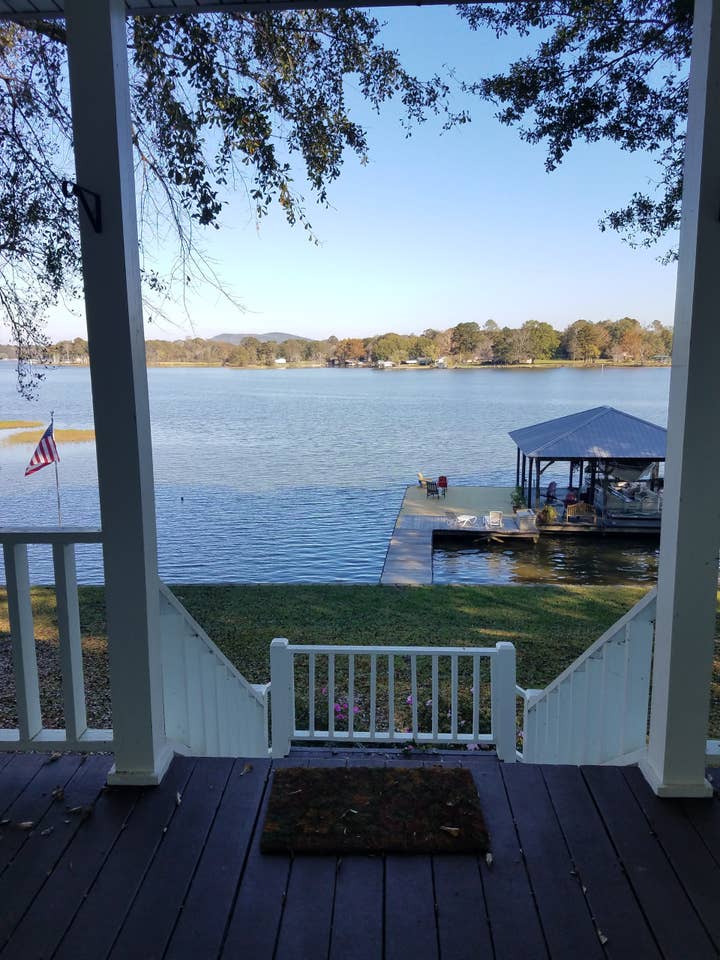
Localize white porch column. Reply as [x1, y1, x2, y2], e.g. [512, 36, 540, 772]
[640, 0, 720, 798]
[65, 0, 172, 784]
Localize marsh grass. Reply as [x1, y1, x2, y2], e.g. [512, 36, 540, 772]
[0, 420, 43, 430]
[2, 428, 95, 445]
[1, 583, 718, 739]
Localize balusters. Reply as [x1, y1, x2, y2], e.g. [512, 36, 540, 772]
[370, 653, 377, 739]
[348, 654, 355, 737]
[53, 542, 87, 742]
[387, 654, 395, 738]
[410, 655, 418, 737]
[450, 655, 458, 739]
[431, 655, 439, 739]
[3, 543, 42, 742]
[308, 653, 316, 737]
[472, 655, 480, 742]
[328, 653, 335, 737]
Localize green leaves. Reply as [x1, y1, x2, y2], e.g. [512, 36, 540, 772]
[459, 1, 692, 255]
[1, 11, 458, 391]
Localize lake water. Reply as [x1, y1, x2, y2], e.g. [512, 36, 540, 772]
[0, 364, 670, 585]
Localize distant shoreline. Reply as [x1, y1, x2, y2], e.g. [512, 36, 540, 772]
[2, 359, 672, 371]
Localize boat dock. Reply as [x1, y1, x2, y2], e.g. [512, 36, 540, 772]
[380, 484, 661, 586]
[380, 486, 538, 586]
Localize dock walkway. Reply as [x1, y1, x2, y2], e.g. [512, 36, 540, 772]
[380, 486, 534, 586]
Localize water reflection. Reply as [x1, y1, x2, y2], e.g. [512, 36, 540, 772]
[432, 535, 660, 586]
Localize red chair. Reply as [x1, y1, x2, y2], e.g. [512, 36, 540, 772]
[437, 475, 448, 497]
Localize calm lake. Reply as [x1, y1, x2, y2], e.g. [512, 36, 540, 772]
[0, 364, 669, 585]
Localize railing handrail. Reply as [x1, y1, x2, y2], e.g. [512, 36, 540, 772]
[285, 643, 501, 656]
[0, 527, 103, 545]
[523, 586, 657, 706]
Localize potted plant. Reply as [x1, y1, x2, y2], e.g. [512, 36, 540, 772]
[537, 504, 558, 525]
[511, 487, 527, 512]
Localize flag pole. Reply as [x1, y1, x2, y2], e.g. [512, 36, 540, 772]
[51, 411, 62, 526]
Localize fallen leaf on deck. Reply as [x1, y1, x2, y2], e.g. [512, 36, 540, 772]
[598, 931, 608, 946]
[45, 752, 62, 764]
[485, 852, 494, 867]
[16, 821, 34, 831]
[52, 786, 65, 801]
[440, 826, 460, 837]
[176, 791, 182, 806]
[240, 763, 253, 776]
[40, 827, 54, 837]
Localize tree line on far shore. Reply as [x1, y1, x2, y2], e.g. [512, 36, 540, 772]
[0, 317, 673, 369]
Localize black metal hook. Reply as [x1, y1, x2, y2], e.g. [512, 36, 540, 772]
[61, 180, 102, 234]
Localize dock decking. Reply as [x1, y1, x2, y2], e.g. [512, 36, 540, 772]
[380, 485, 661, 586]
[1, 748, 719, 960]
[381, 486, 536, 586]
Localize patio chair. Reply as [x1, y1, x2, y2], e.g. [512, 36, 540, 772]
[417, 472, 430, 488]
[487, 510, 503, 528]
[426, 480, 440, 498]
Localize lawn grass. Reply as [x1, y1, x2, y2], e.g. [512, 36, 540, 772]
[1, 583, 718, 738]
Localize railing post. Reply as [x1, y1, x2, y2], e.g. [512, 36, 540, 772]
[3, 543, 42, 742]
[493, 642, 517, 763]
[53, 542, 87, 743]
[270, 639, 293, 758]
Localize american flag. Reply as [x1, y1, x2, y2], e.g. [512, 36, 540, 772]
[25, 421, 60, 477]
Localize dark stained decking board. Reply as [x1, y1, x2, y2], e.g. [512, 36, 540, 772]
[0, 749, 719, 960]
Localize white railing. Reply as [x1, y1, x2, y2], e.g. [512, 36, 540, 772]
[518, 588, 657, 765]
[159, 584, 269, 758]
[270, 639, 517, 761]
[0, 528, 111, 752]
[0, 533, 270, 760]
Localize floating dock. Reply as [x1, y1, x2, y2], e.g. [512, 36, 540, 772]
[380, 486, 538, 586]
[380, 485, 660, 586]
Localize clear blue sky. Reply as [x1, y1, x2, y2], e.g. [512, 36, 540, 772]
[48, 6, 680, 342]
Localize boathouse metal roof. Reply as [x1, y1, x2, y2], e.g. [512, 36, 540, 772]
[509, 406, 667, 461]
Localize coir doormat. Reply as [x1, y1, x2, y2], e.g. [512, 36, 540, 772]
[261, 766, 489, 855]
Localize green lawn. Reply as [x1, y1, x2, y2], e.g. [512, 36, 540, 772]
[1, 584, 718, 737]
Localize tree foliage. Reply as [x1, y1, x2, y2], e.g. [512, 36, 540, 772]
[0, 10, 463, 394]
[1, 315, 671, 368]
[459, 1, 692, 258]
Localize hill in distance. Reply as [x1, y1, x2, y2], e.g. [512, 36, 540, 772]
[211, 332, 311, 345]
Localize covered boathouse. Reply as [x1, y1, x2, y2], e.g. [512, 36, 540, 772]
[510, 406, 667, 520]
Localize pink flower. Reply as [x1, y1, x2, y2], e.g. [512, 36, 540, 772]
[425, 699, 433, 707]
[466, 743, 479, 751]
[406, 695, 413, 705]
[353, 705, 360, 714]
[334, 703, 343, 713]
[321, 686, 327, 695]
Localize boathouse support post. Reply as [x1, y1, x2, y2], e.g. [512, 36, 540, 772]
[515, 448, 521, 488]
[535, 458, 541, 507]
[65, 0, 172, 785]
[640, 0, 720, 797]
[526, 458, 533, 507]
[521, 454, 526, 493]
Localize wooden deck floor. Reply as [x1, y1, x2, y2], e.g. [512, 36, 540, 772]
[0, 749, 719, 959]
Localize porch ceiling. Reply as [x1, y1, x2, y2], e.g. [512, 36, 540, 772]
[0, 0, 464, 19]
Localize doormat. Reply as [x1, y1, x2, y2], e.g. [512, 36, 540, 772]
[261, 766, 489, 855]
